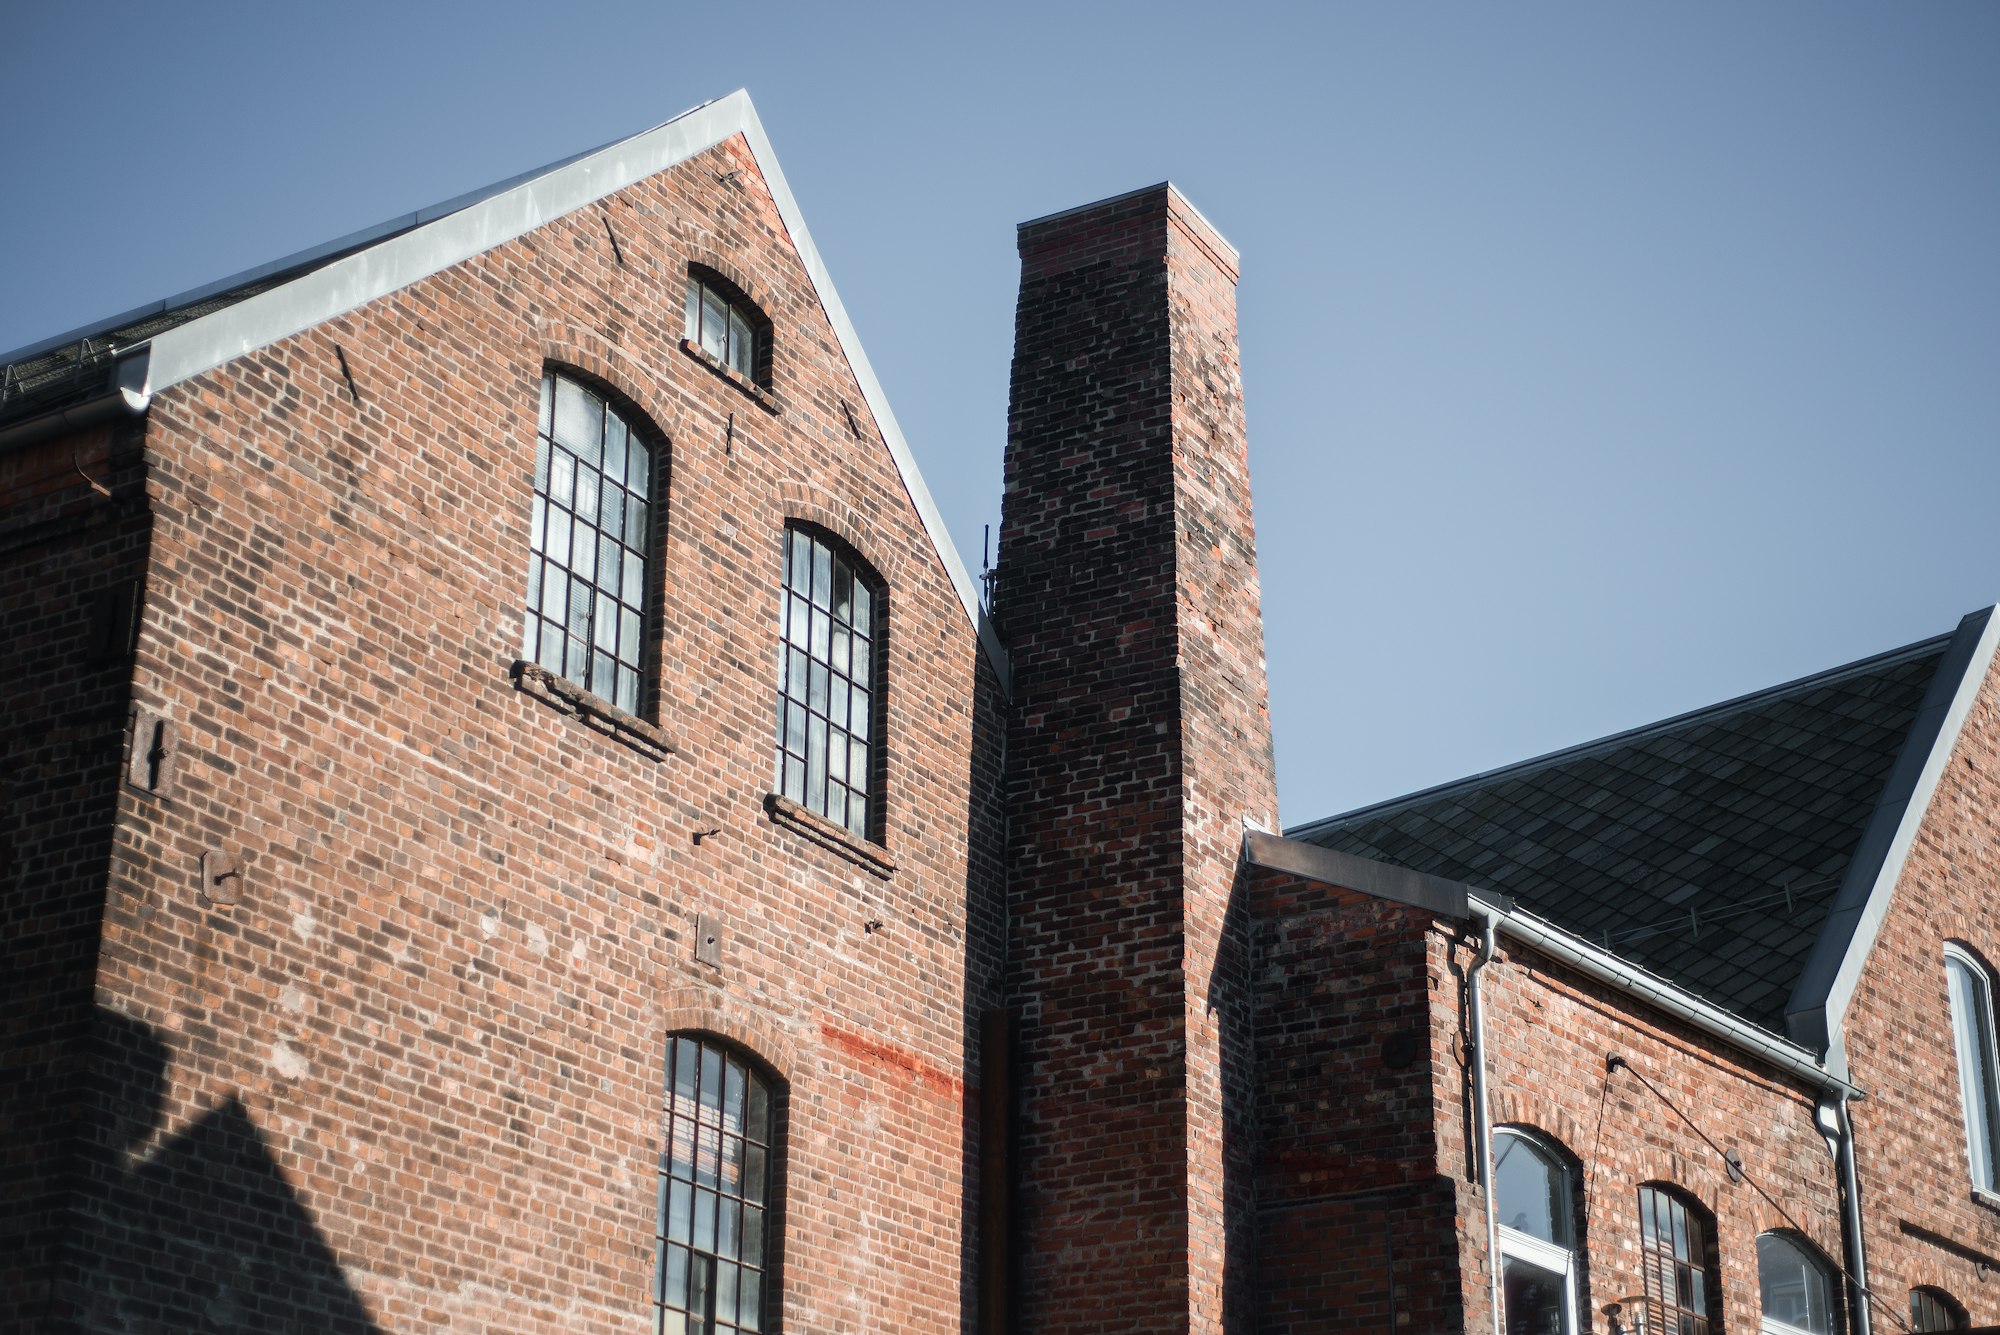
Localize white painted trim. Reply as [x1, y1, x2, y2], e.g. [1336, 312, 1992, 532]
[1806, 608, 2000, 1060]
[112, 91, 1005, 685]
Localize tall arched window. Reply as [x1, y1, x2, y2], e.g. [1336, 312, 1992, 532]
[1639, 1185, 1718, 1335]
[1910, 1287, 1968, 1332]
[1946, 945, 2000, 1194]
[1757, 1232, 1839, 1335]
[1495, 1128, 1579, 1335]
[521, 370, 658, 715]
[655, 1035, 777, 1335]
[774, 525, 882, 839]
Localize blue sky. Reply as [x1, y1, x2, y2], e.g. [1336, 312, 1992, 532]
[6, 2, 1998, 825]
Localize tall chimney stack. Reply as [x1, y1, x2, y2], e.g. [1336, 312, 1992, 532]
[998, 183, 1277, 1335]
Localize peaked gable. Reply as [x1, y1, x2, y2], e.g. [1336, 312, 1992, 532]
[1291, 626, 1979, 1034]
[0, 90, 1005, 687]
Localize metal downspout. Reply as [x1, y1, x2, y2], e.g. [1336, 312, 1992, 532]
[1469, 907, 1503, 1335]
[1835, 1091, 1872, 1335]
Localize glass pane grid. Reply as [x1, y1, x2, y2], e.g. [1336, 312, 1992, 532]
[775, 530, 875, 838]
[520, 373, 652, 714]
[685, 277, 760, 382]
[657, 1037, 772, 1335]
[1640, 1188, 1711, 1335]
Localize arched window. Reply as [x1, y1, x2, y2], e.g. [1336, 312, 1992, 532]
[1757, 1232, 1839, 1335]
[1910, 1287, 1968, 1332]
[656, 1035, 778, 1335]
[521, 370, 658, 715]
[1639, 1185, 1718, 1335]
[1946, 945, 2000, 1193]
[774, 525, 882, 840]
[1495, 1128, 1579, 1335]
[684, 270, 767, 384]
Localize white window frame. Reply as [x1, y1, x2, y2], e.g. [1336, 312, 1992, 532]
[1756, 1231, 1839, 1335]
[1946, 945, 2000, 1196]
[1495, 1128, 1580, 1335]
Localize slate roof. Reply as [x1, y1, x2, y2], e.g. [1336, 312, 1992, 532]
[1288, 633, 1955, 1034]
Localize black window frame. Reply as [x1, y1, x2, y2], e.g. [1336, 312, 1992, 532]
[684, 269, 769, 386]
[654, 1034, 781, 1335]
[1638, 1184, 1720, 1335]
[772, 524, 884, 842]
[519, 368, 663, 717]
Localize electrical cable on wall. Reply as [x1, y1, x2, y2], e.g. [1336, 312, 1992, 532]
[1607, 1054, 1911, 1335]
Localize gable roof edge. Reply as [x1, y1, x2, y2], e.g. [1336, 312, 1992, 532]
[1784, 605, 2000, 1059]
[74, 91, 1007, 688]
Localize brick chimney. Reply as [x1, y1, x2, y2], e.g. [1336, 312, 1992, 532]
[998, 183, 1277, 1335]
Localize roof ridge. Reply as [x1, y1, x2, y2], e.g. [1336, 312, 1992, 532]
[1286, 628, 1954, 840]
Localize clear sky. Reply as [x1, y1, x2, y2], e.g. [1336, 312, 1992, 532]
[5, 2, 1997, 827]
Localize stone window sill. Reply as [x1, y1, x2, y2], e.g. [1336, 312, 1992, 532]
[512, 660, 675, 762]
[680, 339, 781, 415]
[764, 792, 895, 879]
[1973, 1185, 2000, 1215]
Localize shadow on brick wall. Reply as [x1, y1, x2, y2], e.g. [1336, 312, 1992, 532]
[51, 1006, 381, 1334]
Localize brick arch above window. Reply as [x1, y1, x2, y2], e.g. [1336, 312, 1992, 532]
[1487, 1096, 1589, 1156]
[657, 996, 808, 1087]
[533, 326, 678, 426]
[774, 480, 913, 591]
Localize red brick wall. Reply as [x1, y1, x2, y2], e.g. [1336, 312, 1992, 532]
[46, 133, 1006, 1333]
[1435, 933, 1844, 1335]
[999, 184, 1276, 1335]
[1245, 863, 1848, 1335]
[1844, 657, 2000, 1326]
[0, 419, 150, 1323]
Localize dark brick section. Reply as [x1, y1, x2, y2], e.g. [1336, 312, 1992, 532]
[1246, 874, 1460, 1335]
[999, 185, 1277, 1335]
[0, 419, 151, 1325]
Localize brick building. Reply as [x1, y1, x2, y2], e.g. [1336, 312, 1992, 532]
[4, 90, 2000, 1335]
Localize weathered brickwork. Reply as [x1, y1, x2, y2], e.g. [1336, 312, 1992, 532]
[1246, 876, 1460, 1335]
[15, 108, 2000, 1335]
[27, 133, 1006, 1333]
[0, 419, 151, 1322]
[998, 185, 1276, 1335]
[1246, 861, 1850, 1335]
[1440, 936, 1845, 1335]
[1844, 663, 2000, 1326]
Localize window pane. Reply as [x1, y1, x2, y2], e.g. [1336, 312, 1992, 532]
[1503, 1254, 1569, 1335]
[1495, 1134, 1568, 1246]
[624, 553, 646, 609]
[538, 621, 564, 674]
[628, 495, 649, 548]
[551, 448, 575, 506]
[617, 667, 640, 715]
[547, 509, 572, 570]
[1758, 1233, 1834, 1335]
[628, 437, 650, 495]
[605, 416, 628, 484]
[702, 290, 728, 359]
[568, 577, 593, 641]
[539, 373, 554, 436]
[600, 481, 625, 538]
[554, 376, 600, 457]
[575, 467, 599, 528]
[1949, 954, 2000, 1189]
[684, 280, 701, 342]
